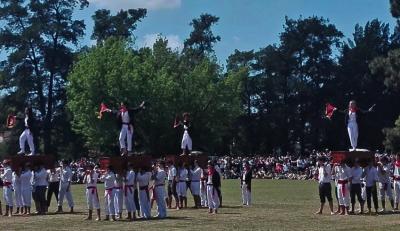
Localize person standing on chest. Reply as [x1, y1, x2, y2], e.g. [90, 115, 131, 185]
[331, 100, 374, 151]
[17, 107, 36, 155]
[174, 113, 193, 156]
[106, 101, 145, 156]
[241, 161, 252, 207]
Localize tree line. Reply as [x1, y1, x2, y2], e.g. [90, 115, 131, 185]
[1, 0, 400, 158]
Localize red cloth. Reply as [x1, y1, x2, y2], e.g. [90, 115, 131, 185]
[349, 107, 358, 113]
[98, 103, 109, 119]
[6, 115, 16, 128]
[208, 167, 215, 176]
[124, 185, 134, 197]
[325, 103, 336, 119]
[120, 105, 128, 113]
[395, 161, 400, 168]
[337, 180, 348, 196]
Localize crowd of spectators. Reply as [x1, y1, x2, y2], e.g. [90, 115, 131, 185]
[214, 150, 332, 180]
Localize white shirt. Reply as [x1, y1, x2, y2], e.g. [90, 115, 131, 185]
[190, 167, 202, 181]
[335, 165, 351, 181]
[395, 164, 400, 178]
[12, 172, 22, 189]
[34, 168, 48, 186]
[47, 168, 60, 183]
[121, 111, 130, 123]
[377, 165, 391, 184]
[168, 166, 176, 181]
[60, 166, 72, 183]
[350, 166, 363, 184]
[348, 111, 357, 123]
[364, 166, 379, 187]
[154, 169, 166, 185]
[102, 172, 116, 190]
[178, 168, 188, 182]
[125, 170, 136, 186]
[1, 166, 12, 183]
[136, 172, 151, 187]
[24, 116, 28, 127]
[84, 172, 98, 188]
[20, 170, 33, 190]
[318, 164, 331, 183]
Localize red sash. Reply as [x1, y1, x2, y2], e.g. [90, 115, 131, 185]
[394, 176, 400, 181]
[105, 188, 113, 197]
[87, 186, 99, 200]
[395, 161, 400, 168]
[337, 180, 348, 196]
[3, 181, 12, 187]
[124, 185, 134, 196]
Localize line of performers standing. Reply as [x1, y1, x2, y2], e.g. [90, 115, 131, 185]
[0, 158, 229, 220]
[315, 154, 400, 215]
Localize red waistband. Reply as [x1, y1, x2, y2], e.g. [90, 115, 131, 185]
[3, 182, 12, 187]
[337, 180, 348, 184]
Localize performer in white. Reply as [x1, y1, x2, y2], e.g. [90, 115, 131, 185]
[106, 101, 145, 156]
[153, 161, 167, 218]
[83, 164, 100, 221]
[190, 160, 202, 208]
[20, 163, 33, 215]
[206, 161, 221, 214]
[174, 113, 192, 155]
[176, 163, 188, 209]
[331, 100, 374, 151]
[17, 107, 35, 155]
[363, 160, 379, 214]
[57, 160, 74, 213]
[124, 163, 136, 221]
[1, 160, 14, 216]
[114, 173, 124, 219]
[136, 168, 152, 219]
[394, 154, 400, 210]
[101, 165, 116, 221]
[12, 166, 23, 214]
[333, 161, 351, 215]
[200, 168, 208, 207]
[377, 156, 394, 212]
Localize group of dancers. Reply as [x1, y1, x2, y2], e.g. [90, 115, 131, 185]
[0, 157, 231, 221]
[315, 154, 400, 215]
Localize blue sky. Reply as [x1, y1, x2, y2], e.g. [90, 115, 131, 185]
[1, 0, 398, 65]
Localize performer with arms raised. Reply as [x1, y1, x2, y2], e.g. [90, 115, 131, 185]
[174, 113, 192, 156]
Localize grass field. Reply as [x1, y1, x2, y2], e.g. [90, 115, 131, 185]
[1, 180, 400, 230]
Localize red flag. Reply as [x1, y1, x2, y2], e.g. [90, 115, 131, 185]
[97, 103, 109, 119]
[325, 103, 337, 119]
[6, 115, 16, 128]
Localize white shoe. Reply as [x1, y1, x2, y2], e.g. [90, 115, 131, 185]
[17, 150, 25, 155]
[27, 152, 35, 156]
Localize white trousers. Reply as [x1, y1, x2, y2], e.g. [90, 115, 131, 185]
[58, 183, 74, 208]
[124, 186, 136, 212]
[119, 124, 133, 151]
[337, 183, 350, 206]
[241, 183, 251, 206]
[177, 182, 187, 197]
[22, 188, 32, 207]
[14, 186, 23, 207]
[379, 182, 393, 201]
[190, 181, 200, 196]
[394, 180, 400, 203]
[3, 186, 14, 206]
[200, 182, 208, 206]
[347, 122, 358, 150]
[206, 185, 220, 209]
[19, 129, 35, 154]
[114, 188, 123, 214]
[139, 189, 151, 218]
[104, 189, 115, 215]
[181, 131, 192, 151]
[154, 186, 167, 218]
[86, 187, 100, 210]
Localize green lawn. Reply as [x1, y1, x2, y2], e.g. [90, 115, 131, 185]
[1, 180, 400, 230]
